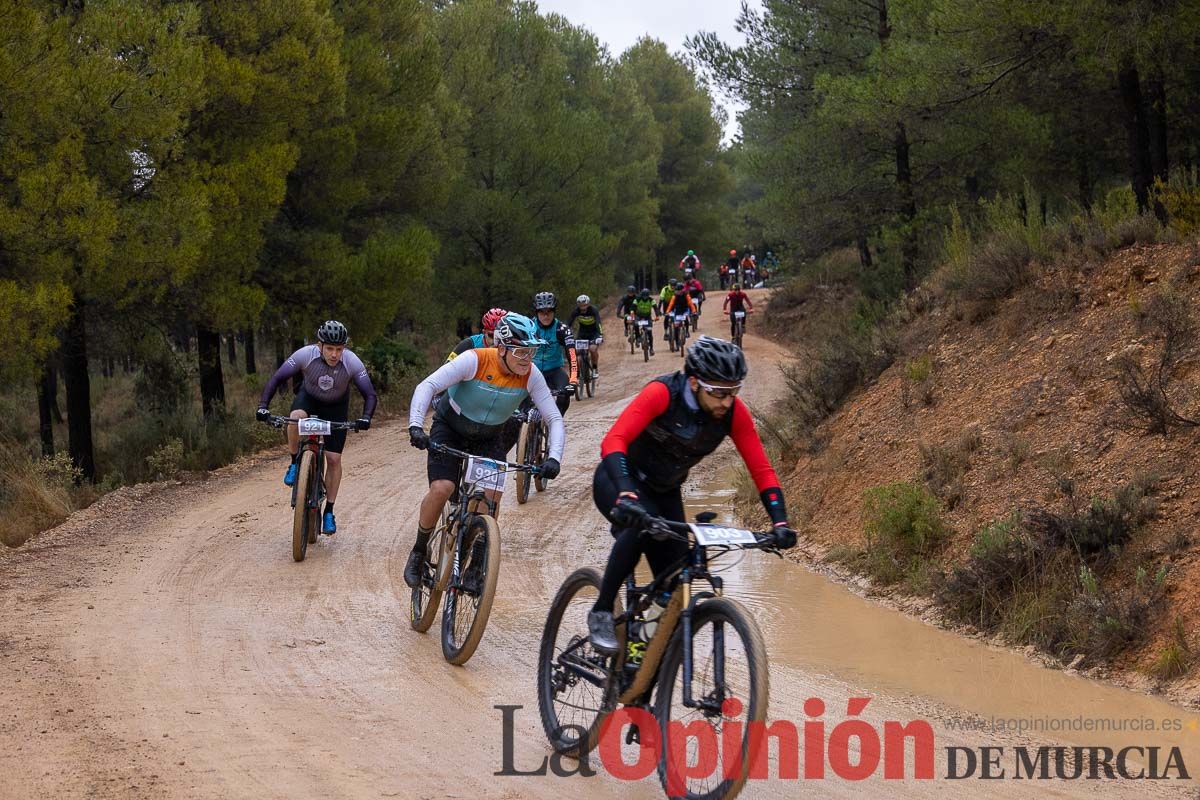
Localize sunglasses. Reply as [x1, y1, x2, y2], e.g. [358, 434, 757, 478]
[505, 346, 536, 361]
[696, 378, 742, 399]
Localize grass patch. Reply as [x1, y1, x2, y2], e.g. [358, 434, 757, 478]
[860, 481, 946, 590]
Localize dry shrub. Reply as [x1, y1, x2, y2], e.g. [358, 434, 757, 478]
[0, 445, 79, 547]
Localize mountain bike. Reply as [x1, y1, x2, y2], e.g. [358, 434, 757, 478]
[636, 318, 654, 361]
[261, 414, 360, 562]
[409, 442, 541, 665]
[670, 311, 690, 355]
[689, 295, 703, 332]
[537, 512, 784, 800]
[628, 314, 640, 354]
[514, 388, 570, 505]
[574, 338, 600, 399]
[725, 309, 751, 349]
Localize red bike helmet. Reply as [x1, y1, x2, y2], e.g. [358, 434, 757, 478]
[481, 307, 509, 333]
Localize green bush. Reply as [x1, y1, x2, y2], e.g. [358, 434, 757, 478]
[360, 333, 427, 393]
[863, 481, 946, 554]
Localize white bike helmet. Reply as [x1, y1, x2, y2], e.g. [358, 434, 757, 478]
[576, 294, 590, 305]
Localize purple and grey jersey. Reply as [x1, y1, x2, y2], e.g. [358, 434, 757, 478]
[260, 345, 377, 418]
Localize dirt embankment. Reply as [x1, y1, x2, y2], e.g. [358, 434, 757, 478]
[774, 242, 1200, 698]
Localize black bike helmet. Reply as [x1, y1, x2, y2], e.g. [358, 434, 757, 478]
[316, 320, 349, 345]
[626, 284, 636, 293]
[669, 278, 678, 288]
[534, 291, 557, 311]
[685, 336, 747, 383]
[639, 288, 651, 298]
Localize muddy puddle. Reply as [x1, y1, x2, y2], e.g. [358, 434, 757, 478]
[679, 475, 1200, 786]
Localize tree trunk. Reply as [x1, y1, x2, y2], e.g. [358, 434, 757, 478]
[894, 121, 918, 290]
[857, 234, 873, 270]
[44, 360, 63, 423]
[1077, 151, 1093, 211]
[62, 303, 95, 482]
[226, 333, 237, 370]
[37, 360, 55, 457]
[244, 328, 256, 374]
[196, 324, 226, 417]
[274, 337, 285, 369]
[1118, 60, 1154, 215]
[1146, 69, 1169, 223]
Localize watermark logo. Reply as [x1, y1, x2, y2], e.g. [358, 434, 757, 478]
[495, 700, 1192, 788]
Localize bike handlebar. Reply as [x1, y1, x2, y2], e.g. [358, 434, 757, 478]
[638, 512, 782, 551]
[428, 441, 543, 473]
[260, 414, 361, 432]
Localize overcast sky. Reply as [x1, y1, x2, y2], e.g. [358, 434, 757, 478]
[534, 0, 760, 143]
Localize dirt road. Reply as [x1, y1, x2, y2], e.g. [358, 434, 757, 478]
[0, 302, 1192, 798]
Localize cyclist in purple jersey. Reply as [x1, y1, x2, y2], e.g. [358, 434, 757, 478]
[257, 320, 376, 534]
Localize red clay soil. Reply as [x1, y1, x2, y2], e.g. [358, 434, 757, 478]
[775, 241, 1200, 694]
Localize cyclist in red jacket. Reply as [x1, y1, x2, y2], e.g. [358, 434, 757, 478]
[585, 336, 796, 653]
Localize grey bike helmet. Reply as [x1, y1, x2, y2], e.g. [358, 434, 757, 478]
[685, 336, 747, 383]
[577, 294, 591, 305]
[316, 320, 349, 345]
[534, 291, 557, 311]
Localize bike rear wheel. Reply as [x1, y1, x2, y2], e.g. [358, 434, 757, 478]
[410, 508, 450, 632]
[654, 598, 769, 800]
[291, 449, 315, 562]
[440, 514, 501, 665]
[537, 567, 621, 757]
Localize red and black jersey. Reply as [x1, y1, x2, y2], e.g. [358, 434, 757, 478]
[724, 290, 752, 313]
[600, 372, 788, 525]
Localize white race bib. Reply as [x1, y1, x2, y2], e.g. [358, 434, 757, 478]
[297, 417, 332, 437]
[465, 457, 506, 493]
[689, 523, 757, 547]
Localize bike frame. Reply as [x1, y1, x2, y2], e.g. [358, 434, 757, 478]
[556, 518, 776, 713]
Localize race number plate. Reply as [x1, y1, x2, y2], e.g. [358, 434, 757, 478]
[465, 457, 506, 493]
[734, 311, 746, 319]
[637, 319, 651, 328]
[297, 417, 332, 436]
[689, 523, 757, 546]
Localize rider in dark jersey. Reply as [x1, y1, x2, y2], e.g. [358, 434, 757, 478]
[257, 320, 376, 535]
[584, 336, 796, 653]
[568, 294, 604, 378]
[616, 285, 638, 337]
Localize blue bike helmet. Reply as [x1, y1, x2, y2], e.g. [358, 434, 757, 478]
[494, 313, 548, 348]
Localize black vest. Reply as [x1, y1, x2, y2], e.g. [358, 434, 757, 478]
[626, 372, 733, 492]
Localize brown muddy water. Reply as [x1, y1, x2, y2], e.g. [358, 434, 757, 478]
[681, 477, 1200, 793]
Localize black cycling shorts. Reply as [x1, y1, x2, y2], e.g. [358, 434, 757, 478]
[290, 388, 350, 454]
[427, 414, 509, 485]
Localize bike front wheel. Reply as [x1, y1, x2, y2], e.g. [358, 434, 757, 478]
[291, 449, 316, 562]
[537, 567, 621, 757]
[441, 514, 501, 665]
[654, 597, 769, 800]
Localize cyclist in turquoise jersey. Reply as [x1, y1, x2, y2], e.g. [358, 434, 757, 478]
[532, 291, 578, 416]
[403, 314, 564, 590]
